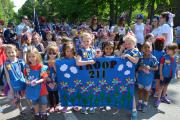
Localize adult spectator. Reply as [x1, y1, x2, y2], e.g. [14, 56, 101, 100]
[159, 12, 173, 47]
[15, 15, 30, 48]
[132, 14, 145, 51]
[89, 16, 101, 32]
[151, 16, 160, 38]
[4, 22, 18, 47]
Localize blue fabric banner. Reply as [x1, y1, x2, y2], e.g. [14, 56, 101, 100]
[56, 58, 135, 111]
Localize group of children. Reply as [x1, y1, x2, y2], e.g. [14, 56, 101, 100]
[0, 18, 179, 120]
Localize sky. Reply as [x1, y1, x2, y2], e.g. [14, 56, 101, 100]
[13, 0, 27, 13]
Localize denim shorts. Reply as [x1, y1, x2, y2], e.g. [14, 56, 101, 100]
[138, 84, 152, 91]
[32, 95, 48, 105]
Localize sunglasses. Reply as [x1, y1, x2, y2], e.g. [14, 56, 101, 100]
[48, 52, 57, 55]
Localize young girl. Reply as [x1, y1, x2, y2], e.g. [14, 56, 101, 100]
[32, 32, 44, 54]
[99, 41, 116, 112]
[60, 44, 81, 112]
[137, 42, 158, 113]
[45, 45, 59, 113]
[144, 18, 152, 36]
[24, 46, 48, 120]
[76, 32, 96, 114]
[121, 34, 141, 120]
[152, 37, 165, 97]
[21, 33, 32, 60]
[102, 41, 115, 58]
[4, 44, 26, 116]
[154, 43, 178, 107]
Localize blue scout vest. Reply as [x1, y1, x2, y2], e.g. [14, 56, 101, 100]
[162, 54, 178, 78]
[124, 48, 142, 63]
[137, 54, 158, 86]
[25, 65, 48, 101]
[78, 48, 95, 61]
[5, 59, 26, 91]
[152, 50, 165, 75]
[46, 65, 57, 91]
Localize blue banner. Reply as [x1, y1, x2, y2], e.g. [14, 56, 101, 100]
[56, 58, 135, 111]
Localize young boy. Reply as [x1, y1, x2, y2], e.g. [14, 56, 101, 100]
[154, 43, 179, 107]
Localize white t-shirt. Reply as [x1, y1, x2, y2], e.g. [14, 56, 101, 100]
[151, 27, 161, 37]
[134, 23, 145, 44]
[110, 25, 126, 35]
[159, 24, 173, 46]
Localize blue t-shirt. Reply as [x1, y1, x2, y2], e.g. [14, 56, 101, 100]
[137, 54, 159, 86]
[161, 54, 179, 78]
[77, 48, 96, 61]
[152, 50, 165, 74]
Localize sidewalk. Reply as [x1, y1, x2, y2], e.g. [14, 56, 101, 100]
[0, 79, 180, 120]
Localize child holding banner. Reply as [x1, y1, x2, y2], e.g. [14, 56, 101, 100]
[4, 44, 26, 117]
[102, 41, 115, 58]
[44, 45, 59, 113]
[60, 44, 81, 112]
[154, 43, 178, 107]
[24, 46, 48, 120]
[121, 34, 141, 120]
[137, 42, 158, 113]
[76, 32, 96, 114]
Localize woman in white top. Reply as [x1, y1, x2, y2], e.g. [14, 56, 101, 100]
[110, 17, 126, 36]
[159, 12, 173, 47]
[133, 14, 145, 51]
[151, 16, 161, 38]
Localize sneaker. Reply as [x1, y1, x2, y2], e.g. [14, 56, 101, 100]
[49, 107, 55, 113]
[106, 106, 111, 111]
[73, 106, 80, 112]
[137, 102, 142, 111]
[62, 107, 68, 113]
[161, 96, 171, 104]
[142, 104, 148, 113]
[131, 111, 137, 120]
[81, 107, 88, 114]
[153, 93, 158, 98]
[99, 107, 106, 111]
[41, 113, 48, 120]
[89, 107, 95, 113]
[33, 114, 40, 120]
[0, 107, 3, 113]
[154, 100, 160, 108]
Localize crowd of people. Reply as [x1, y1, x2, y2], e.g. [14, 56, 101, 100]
[0, 11, 179, 120]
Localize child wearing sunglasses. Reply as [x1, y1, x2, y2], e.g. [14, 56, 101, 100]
[44, 44, 60, 113]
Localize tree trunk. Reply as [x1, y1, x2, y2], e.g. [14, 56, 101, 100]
[148, 0, 155, 23]
[109, 0, 115, 27]
[173, 0, 180, 27]
[127, 5, 133, 26]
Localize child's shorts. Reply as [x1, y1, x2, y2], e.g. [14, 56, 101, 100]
[138, 84, 151, 91]
[32, 95, 48, 105]
[160, 77, 172, 86]
[154, 71, 160, 79]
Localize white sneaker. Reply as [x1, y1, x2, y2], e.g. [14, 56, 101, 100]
[106, 106, 111, 111]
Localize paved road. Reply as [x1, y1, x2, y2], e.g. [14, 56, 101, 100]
[0, 78, 180, 120]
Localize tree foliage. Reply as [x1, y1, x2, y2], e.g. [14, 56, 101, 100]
[17, 0, 174, 25]
[0, 0, 15, 24]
